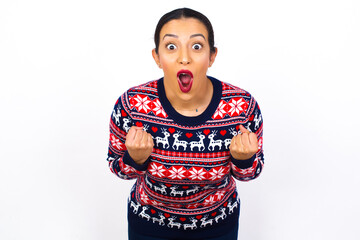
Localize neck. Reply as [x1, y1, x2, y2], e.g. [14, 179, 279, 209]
[164, 77, 213, 117]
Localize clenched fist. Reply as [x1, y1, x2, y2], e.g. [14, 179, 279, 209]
[229, 125, 259, 160]
[125, 126, 154, 165]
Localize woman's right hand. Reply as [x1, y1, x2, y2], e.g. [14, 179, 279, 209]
[125, 126, 154, 165]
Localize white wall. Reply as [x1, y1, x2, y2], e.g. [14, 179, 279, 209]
[1, 0, 359, 239]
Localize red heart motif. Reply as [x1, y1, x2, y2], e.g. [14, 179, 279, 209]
[182, 186, 189, 189]
[249, 114, 254, 121]
[151, 127, 158, 133]
[164, 213, 170, 218]
[121, 110, 127, 117]
[168, 128, 175, 134]
[223, 202, 228, 207]
[233, 194, 236, 198]
[203, 129, 210, 135]
[132, 193, 134, 198]
[150, 179, 155, 183]
[196, 215, 203, 220]
[151, 209, 156, 214]
[220, 130, 227, 136]
[165, 184, 172, 187]
[211, 212, 217, 217]
[236, 125, 240, 131]
[136, 122, 143, 127]
[185, 133, 193, 138]
[180, 217, 186, 222]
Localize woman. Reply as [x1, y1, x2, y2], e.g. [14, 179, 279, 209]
[107, 8, 264, 240]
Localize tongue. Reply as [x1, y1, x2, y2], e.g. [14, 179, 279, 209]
[179, 74, 191, 85]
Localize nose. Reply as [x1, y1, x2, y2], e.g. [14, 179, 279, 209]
[178, 48, 191, 65]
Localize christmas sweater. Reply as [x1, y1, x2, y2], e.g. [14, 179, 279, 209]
[107, 76, 264, 239]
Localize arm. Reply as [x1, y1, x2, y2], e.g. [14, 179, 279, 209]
[229, 100, 264, 181]
[106, 93, 152, 180]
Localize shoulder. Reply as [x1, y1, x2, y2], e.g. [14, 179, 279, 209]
[209, 76, 253, 97]
[210, 77, 261, 120]
[115, 79, 165, 117]
[117, 79, 160, 104]
[127, 79, 159, 94]
[219, 80, 250, 96]
[213, 77, 257, 103]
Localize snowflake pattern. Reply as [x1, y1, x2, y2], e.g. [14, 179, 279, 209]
[203, 195, 217, 206]
[110, 133, 123, 150]
[152, 98, 168, 118]
[131, 93, 251, 120]
[168, 166, 186, 180]
[122, 163, 135, 174]
[133, 94, 152, 114]
[149, 163, 167, 178]
[188, 167, 207, 180]
[214, 191, 226, 201]
[209, 167, 227, 181]
[140, 190, 150, 204]
[212, 100, 228, 119]
[228, 97, 248, 117]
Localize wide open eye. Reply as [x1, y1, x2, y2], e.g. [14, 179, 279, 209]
[166, 43, 177, 50]
[192, 43, 202, 50]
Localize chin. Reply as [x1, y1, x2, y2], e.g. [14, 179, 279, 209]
[176, 88, 195, 100]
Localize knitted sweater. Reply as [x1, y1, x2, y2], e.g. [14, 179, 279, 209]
[107, 76, 264, 239]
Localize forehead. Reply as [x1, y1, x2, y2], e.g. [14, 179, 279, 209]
[159, 18, 208, 40]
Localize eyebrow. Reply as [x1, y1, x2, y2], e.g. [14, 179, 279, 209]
[162, 33, 206, 40]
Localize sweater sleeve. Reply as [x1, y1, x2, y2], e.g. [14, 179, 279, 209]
[230, 99, 264, 181]
[106, 92, 150, 180]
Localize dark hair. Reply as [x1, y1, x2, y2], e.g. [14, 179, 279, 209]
[154, 8, 216, 54]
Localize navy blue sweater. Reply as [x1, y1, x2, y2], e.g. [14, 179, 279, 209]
[107, 76, 264, 239]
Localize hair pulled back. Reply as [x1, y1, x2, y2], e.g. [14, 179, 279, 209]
[154, 8, 216, 54]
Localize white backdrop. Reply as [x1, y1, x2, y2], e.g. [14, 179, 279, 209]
[1, 0, 359, 239]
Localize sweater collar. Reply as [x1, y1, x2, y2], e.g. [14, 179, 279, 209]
[157, 76, 222, 127]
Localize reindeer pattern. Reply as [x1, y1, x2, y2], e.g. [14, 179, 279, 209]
[148, 127, 260, 153]
[109, 78, 264, 234]
[129, 197, 239, 230]
[123, 124, 257, 231]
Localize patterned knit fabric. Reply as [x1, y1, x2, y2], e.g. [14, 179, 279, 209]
[107, 76, 264, 239]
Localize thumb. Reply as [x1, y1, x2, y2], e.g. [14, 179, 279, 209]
[239, 124, 250, 134]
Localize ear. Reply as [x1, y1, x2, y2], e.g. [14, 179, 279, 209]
[152, 49, 162, 69]
[209, 47, 218, 67]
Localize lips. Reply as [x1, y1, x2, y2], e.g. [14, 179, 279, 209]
[177, 70, 193, 93]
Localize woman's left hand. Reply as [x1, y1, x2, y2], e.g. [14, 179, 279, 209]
[229, 125, 259, 160]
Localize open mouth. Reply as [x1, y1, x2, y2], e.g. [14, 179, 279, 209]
[177, 70, 193, 93]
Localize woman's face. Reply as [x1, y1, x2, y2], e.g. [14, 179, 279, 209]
[152, 18, 217, 100]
